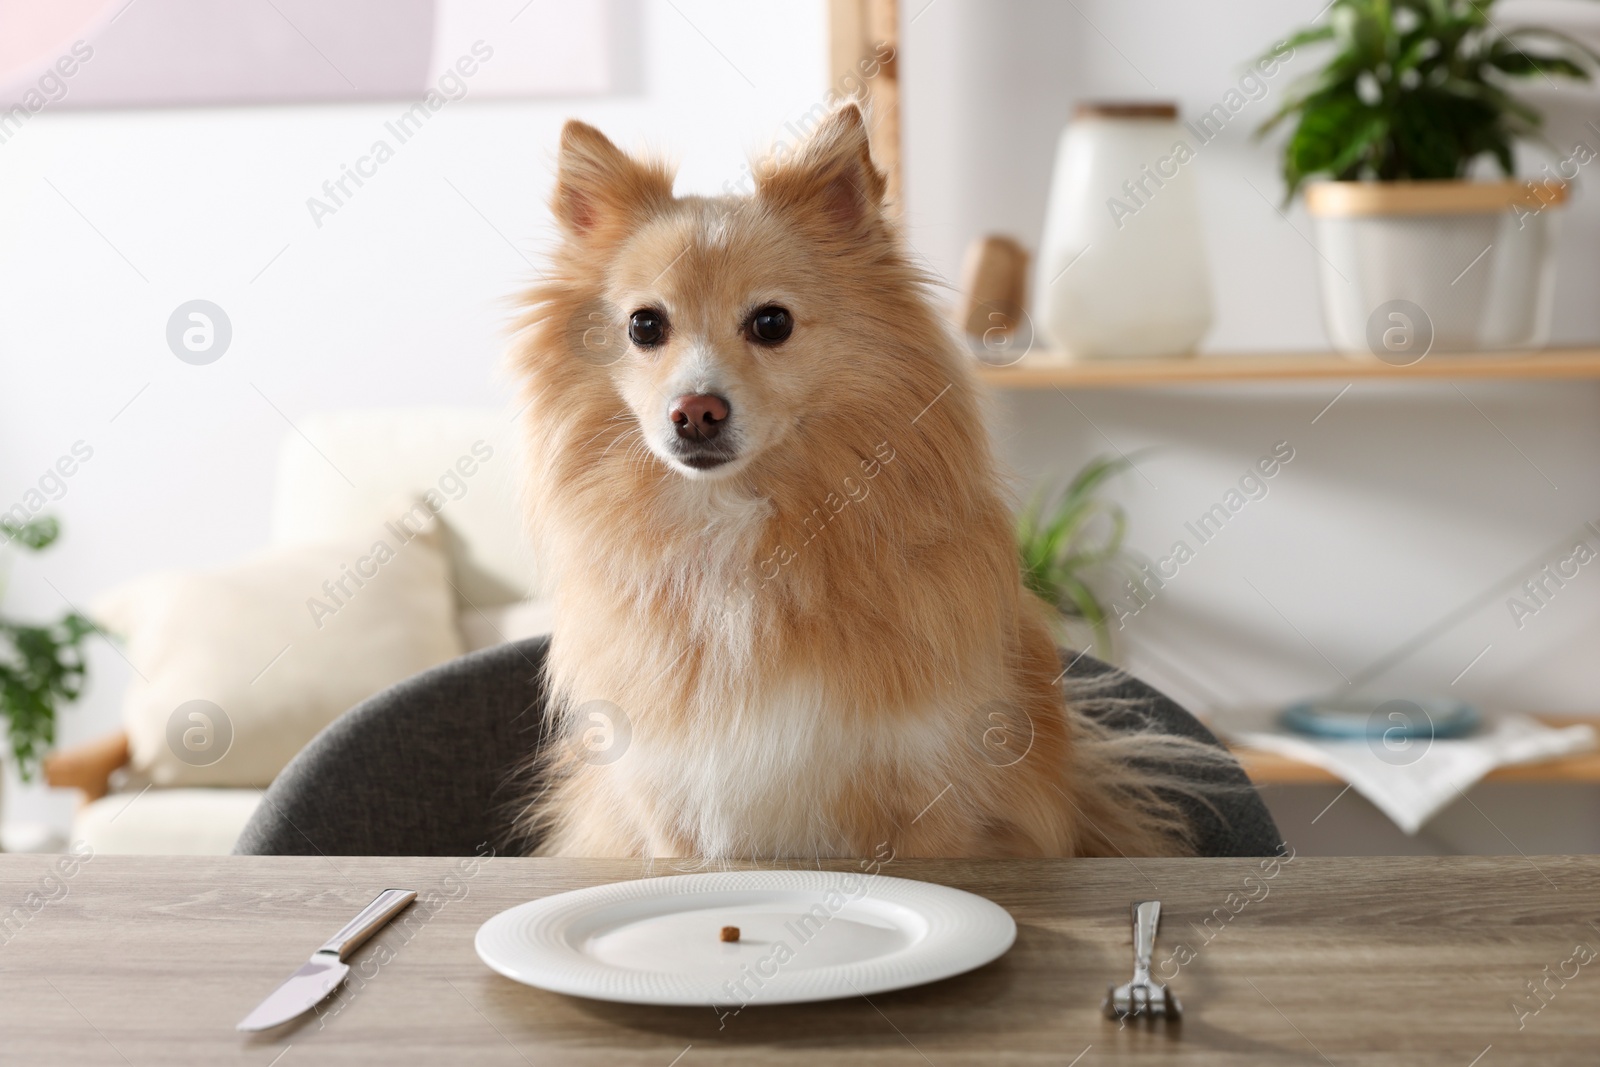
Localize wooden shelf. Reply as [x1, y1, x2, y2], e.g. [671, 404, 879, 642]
[975, 347, 1600, 389]
[1225, 715, 1600, 786]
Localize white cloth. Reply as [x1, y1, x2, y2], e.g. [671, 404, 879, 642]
[1233, 716, 1597, 834]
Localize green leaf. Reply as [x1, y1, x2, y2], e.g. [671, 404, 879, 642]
[1254, 24, 1337, 69]
[1, 518, 91, 780]
[1, 515, 60, 551]
[1500, 26, 1600, 71]
[1282, 92, 1387, 196]
[1488, 52, 1589, 79]
[1016, 453, 1149, 662]
[1257, 0, 1584, 196]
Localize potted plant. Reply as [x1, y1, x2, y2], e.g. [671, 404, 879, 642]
[1259, 0, 1597, 358]
[1017, 455, 1144, 658]
[1, 516, 93, 841]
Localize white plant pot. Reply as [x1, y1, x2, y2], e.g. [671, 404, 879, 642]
[1307, 180, 1565, 360]
[1034, 103, 1213, 360]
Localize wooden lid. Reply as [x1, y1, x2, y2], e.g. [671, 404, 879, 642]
[1306, 179, 1570, 216]
[1073, 101, 1178, 120]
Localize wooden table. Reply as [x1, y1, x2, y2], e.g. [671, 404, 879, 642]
[3, 855, 1597, 1065]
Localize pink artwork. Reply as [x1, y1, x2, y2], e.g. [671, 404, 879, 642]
[0, 0, 623, 111]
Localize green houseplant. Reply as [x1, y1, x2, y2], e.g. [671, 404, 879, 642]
[1017, 455, 1142, 658]
[1, 516, 93, 783]
[1258, 0, 1597, 356]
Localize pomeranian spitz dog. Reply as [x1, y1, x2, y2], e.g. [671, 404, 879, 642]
[513, 104, 1213, 860]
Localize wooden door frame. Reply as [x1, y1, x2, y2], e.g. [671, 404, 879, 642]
[829, 0, 902, 212]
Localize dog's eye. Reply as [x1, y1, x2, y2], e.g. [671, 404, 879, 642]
[629, 308, 667, 348]
[747, 306, 793, 345]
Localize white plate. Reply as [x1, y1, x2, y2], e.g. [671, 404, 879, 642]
[475, 870, 1016, 1006]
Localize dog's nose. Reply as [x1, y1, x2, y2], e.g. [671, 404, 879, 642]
[670, 393, 730, 441]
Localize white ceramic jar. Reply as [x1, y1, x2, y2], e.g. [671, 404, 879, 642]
[1033, 103, 1213, 359]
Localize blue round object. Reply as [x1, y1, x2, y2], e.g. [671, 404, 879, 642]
[1279, 697, 1480, 740]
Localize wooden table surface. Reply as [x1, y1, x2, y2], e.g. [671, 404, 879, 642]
[2, 854, 1597, 1065]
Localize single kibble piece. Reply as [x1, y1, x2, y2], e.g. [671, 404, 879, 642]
[720, 926, 740, 942]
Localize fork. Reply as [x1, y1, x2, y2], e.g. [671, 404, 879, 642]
[1103, 900, 1182, 1021]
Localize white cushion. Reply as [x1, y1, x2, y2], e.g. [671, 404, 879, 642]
[93, 503, 463, 788]
[72, 789, 263, 855]
[270, 408, 539, 608]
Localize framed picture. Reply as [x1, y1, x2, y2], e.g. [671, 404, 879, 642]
[0, 0, 636, 110]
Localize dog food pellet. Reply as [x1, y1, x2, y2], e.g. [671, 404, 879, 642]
[720, 926, 740, 942]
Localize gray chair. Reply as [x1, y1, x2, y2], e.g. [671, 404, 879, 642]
[235, 637, 1281, 857]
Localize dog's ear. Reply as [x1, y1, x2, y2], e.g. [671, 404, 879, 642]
[553, 120, 674, 241]
[756, 103, 887, 233]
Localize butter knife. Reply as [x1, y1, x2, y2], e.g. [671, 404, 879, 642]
[236, 888, 416, 1032]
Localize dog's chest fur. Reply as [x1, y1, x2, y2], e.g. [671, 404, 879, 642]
[617, 677, 962, 858]
[555, 484, 968, 858]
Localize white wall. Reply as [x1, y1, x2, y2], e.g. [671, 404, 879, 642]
[0, 0, 832, 835]
[4, 0, 1599, 848]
